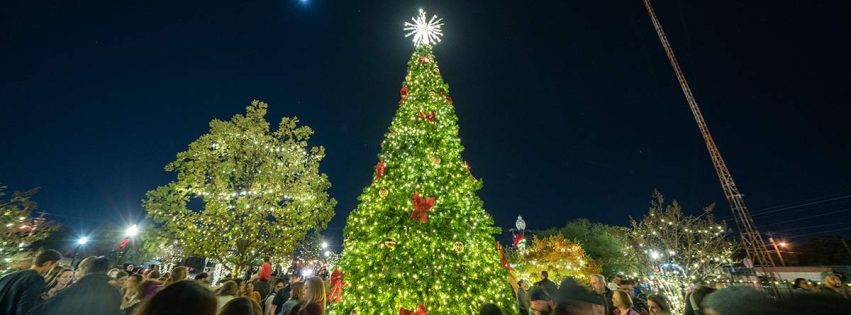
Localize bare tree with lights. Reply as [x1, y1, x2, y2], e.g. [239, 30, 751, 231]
[626, 190, 735, 314]
[0, 186, 57, 274]
[143, 101, 336, 274]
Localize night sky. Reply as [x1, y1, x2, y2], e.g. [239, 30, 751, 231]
[2, 0, 850, 245]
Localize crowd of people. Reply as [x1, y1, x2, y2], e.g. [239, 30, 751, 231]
[3, 249, 851, 315]
[0, 251, 326, 315]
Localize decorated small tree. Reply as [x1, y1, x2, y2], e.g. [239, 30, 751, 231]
[144, 101, 336, 274]
[330, 10, 517, 315]
[519, 235, 601, 284]
[627, 190, 735, 314]
[0, 187, 57, 274]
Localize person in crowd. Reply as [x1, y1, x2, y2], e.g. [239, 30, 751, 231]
[167, 266, 187, 286]
[145, 270, 161, 281]
[683, 286, 716, 315]
[528, 286, 552, 315]
[534, 271, 558, 297]
[124, 278, 163, 315]
[276, 282, 303, 315]
[43, 268, 73, 299]
[132, 280, 217, 315]
[516, 279, 529, 315]
[74, 256, 96, 282]
[607, 275, 623, 291]
[124, 264, 136, 275]
[701, 286, 773, 315]
[292, 276, 325, 315]
[264, 279, 286, 314]
[0, 249, 62, 315]
[646, 294, 671, 315]
[792, 278, 814, 294]
[220, 296, 264, 315]
[255, 257, 273, 299]
[270, 277, 299, 315]
[246, 281, 262, 304]
[108, 268, 120, 279]
[195, 272, 210, 282]
[818, 272, 849, 298]
[29, 256, 122, 315]
[589, 274, 613, 315]
[111, 271, 129, 288]
[235, 279, 246, 296]
[618, 279, 647, 314]
[551, 278, 602, 315]
[612, 290, 639, 315]
[479, 303, 503, 315]
[217, 281, 240, 311]
[121, 274, 143, 313]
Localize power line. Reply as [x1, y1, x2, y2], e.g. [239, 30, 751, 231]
[716, 193, 851, 220]
[758, 207, 851, 228]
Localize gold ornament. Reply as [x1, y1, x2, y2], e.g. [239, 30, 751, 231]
[383, 237, 397, 249]
[379, 189, 389, 198]
[452, 241, 464, 253]
[431, 156, 441, 166]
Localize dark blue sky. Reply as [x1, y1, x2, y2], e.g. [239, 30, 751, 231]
[2, 0, 850, 244]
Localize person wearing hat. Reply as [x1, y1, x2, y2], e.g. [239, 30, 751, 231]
[529, 286, 553, 315]
[552, 278, 603, 315]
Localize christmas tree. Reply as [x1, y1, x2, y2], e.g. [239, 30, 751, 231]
[330, 10, 517, 315]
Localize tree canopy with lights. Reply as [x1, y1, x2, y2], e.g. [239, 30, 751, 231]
[518, 234, 601, 284]
[143, 101, 336, 273]
[627, 190, 734, 314]
[330, 10, 517, 315]
[0, 187, 56, 274]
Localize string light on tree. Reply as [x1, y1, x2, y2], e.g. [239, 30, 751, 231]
[404, 9, 444, 46]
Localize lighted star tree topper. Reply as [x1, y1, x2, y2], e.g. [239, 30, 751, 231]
[329, 9, 517, 315]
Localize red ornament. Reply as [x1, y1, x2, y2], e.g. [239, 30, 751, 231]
[399, 85, 409, 106]
[327, 268, 345, 303]
[496, 241, 512, 271]
[512, 233, 525, 247]
[373, 160, 386, 183]
[418, 110, 436, 122]
[400, 304, 428, 315]
[417, 56, 431, 64]
[411, 192, 436, 223]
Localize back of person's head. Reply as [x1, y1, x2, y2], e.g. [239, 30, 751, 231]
[554, 278, 603, 309]
[529, 286, 550, 302]
[685, 286, 717, 315]
[290, 282, 305, 301]
[773, 292, 851, 315]
[217, 280, 239, 296]
[194, 272, 209, 281]
[541, 271, 549, 278]
[34, 249, 62, 267]
[647, 294, 671, 313]
[479, 303, 502, 315]
[86, 256, 111, 275]
[170, 266, 186, 282]
[147, 270, 161, 280]
[218, 297, 263, 315]
[133, 280, 216, 315]
[792, 278, 807, 289]
[302, 277, 326, 306]
[701, 286, 772, 315]
[612, 290, 633, 309]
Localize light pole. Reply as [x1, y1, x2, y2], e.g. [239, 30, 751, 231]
[117, 224, 141, 264]
[768, 236, 786, 266]
[71, 235, 89, 273]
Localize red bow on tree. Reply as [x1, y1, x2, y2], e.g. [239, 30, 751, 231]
[399, 85, 409, 106]
[512, 233, 525, 247]
[400, 304, 428, 315]
[496, 241, 512, 271]
[417, 55, 431, 64]
[411, 192, 435, 223]
[327, 268, 345, 303]
[418, 110, 436, 122]
[373, 160, 386, 183]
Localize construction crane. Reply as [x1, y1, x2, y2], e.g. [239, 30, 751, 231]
[639, 0, 779, 286]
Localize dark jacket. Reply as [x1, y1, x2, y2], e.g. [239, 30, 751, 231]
[0, 269, 45, 315]
[593, 287, 614, 315]
[534, 278, 558, 297]
[28, 273, 122, 315]
[254, 279, 271, 300]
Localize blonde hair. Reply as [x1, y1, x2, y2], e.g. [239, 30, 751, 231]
[300, 276, 326, 310]
[613, 290, 633, 309]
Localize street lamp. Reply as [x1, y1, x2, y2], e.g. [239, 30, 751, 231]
[77, 236, 89, 246]
[323, 250, 332, 258]
[320, 241, 329, 249]
[125, 224, 140, 238]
